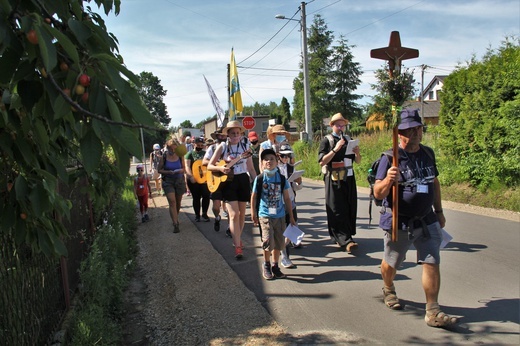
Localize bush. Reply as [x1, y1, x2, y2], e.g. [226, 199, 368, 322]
[67, 178, 137, 344]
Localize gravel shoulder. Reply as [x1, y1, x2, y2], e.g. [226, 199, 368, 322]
[122, 194, 288, 345]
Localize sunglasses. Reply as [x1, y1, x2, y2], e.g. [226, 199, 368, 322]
[137, 169, 143, 171]
[279, 154, 289, 159]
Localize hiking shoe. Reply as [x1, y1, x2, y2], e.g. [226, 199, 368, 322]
[195, 216, 200, 222]
[225, 228, 232, 238]
[144, 214, 149, 221]
[202, 214, 210, 222]
[263, 263, 273, 280]
[235, 247, 243, 259]
[141, 216, 146, 223]
[173, 223, 180, 233]
[214, 216, 221, 232]
[291, 242, 302, 249]
[271, 265, 286, 279]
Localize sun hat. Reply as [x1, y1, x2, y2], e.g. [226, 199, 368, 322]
[279, 143, 293, 155]
[136, 164, 144, 171]
[270, 124, 288, 135]
[205, 138, 214, 145]
[210, 128, 224, 139]
[398, 108, 423, 130]
[222, 120, 246, 135]
[153, 143, 161, 150]
[248, 131, 259, 141]
[260, 148, 277, 161]
[329, 113, 348, 126]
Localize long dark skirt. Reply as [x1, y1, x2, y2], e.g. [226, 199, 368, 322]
[324, 174, 358, 247]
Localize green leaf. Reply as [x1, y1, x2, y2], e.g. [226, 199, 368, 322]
[35, 24, 57, 72]
[80, 129, 103, 174]
[111, 126, 142, 158]
[0, 47, 21, 84]
[113, 142, 131, 178]
[106, 93, 122, 121]
[53, 95, 72, 120]
[14, 175, 29, 202]
[68, 19, 92, 45]
[44, 25, 79, 65]
[37, 228, 53, 257]
[29, 183, 51, 217]
[120, 85, 155, 126]
[47, 230, 68, 257]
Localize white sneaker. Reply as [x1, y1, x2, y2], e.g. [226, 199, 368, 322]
[281, 256, 296, 268]
[281, 250, 296, 268]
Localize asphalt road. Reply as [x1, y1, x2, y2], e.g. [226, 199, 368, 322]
[181, 176, 519, 345]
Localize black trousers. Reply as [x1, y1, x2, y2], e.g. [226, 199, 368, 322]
[187, 181, 210, 217]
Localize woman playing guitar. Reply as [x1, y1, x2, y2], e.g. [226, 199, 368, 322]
[208, 120, 256, 259]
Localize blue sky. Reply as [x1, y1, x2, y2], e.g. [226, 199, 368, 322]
[100, 0, 519, 127]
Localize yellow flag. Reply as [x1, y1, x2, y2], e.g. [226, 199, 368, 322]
[229, 48, 243, 121]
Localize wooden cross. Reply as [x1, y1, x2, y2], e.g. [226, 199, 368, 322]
[370, 31, 419, 242]
[371, 31, 419, 77]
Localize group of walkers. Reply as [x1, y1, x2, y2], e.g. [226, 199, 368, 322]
[134, 108, 458, 329]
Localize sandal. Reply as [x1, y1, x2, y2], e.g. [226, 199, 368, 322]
[425, 310, 458, 328]
[383, 286, 402, 310]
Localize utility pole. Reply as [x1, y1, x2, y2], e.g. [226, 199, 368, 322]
[420, 64, 428, 122]
[301, 1, 312, 141]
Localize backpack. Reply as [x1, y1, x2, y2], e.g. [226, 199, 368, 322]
[367, 145, 435, 226]
[254, 170, 287, 214]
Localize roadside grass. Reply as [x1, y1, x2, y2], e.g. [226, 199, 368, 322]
[66, 178, 138, 344]
[295, 131, 519, 212]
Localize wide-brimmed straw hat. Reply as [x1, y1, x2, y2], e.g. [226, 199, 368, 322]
[329, 113, 348, 126]
[222, 120, 246, 135]
[210, 128, 224, 139]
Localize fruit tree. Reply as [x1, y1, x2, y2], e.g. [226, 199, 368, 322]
[0, 0, 160, 256]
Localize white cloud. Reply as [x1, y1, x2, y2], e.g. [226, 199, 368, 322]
[99, 0, 519, 126]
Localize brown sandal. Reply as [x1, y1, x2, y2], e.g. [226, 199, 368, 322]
[425, 310, 458, 328]
[383, 287, 402, 310]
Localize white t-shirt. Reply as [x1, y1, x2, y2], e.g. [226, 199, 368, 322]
[218, 140, 249, 175]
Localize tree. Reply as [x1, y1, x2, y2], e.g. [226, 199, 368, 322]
[136, 71, 170, 127]
[292, 15, 363, 135]
[0, 0, 158, 256]
[367, 66, 417, 125]
[280, 97, 291, 129]
[330, 36, 363, 121]
[438, 37, 520, 188]
[296, 14, 335, 133]
[179, 120, 194, 129]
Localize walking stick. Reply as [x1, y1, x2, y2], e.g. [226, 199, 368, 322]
[370, 31, 419, 242]
[391, 106, 399, 242]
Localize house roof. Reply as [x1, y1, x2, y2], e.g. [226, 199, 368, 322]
[422, 75, 447, 98]
[404, 100, 441, 118]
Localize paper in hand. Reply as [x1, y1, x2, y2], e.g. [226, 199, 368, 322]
[345, 139, 359, 155]
[283, 224, 305, 246]
[440, 228, 453, 249]
[288, 170, 305, 183]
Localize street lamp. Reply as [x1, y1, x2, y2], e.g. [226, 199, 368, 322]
[276, 1, 312, 141]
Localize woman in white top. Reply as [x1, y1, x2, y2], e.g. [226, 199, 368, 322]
[208, 120, 257, 259]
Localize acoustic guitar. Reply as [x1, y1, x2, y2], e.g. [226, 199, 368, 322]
[206, 150, 252, 192]
[192, 160, 207, 184]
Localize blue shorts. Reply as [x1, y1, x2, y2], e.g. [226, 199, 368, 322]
[383, 222, 442, 268]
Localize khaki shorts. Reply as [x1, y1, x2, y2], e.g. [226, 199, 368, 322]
[259, 217, 285, 251]
[162, 176, 186, 195]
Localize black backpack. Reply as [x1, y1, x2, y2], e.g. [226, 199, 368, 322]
[367, 145, 434, 227]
